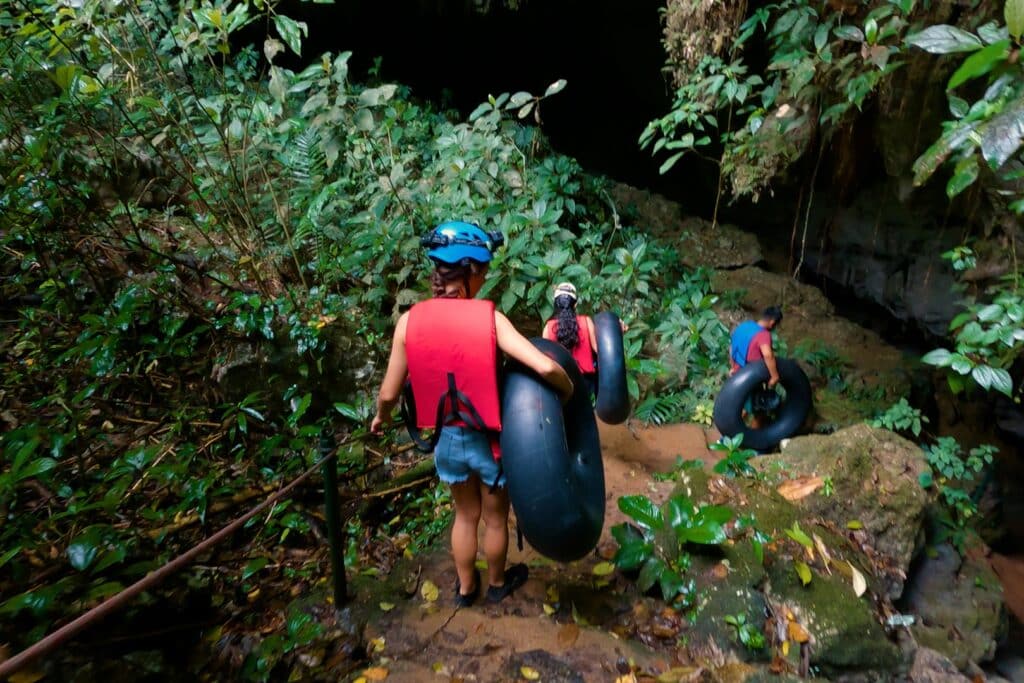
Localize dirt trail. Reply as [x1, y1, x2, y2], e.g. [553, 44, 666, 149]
[360, 421, 718, 682]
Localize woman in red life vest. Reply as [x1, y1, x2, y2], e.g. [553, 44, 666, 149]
[542, 282, 598, 398]
[371, 221, 573, 606]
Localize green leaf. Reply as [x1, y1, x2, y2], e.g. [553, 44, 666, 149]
[618, 495, 663, 531]
[794, 560, 813, 585]
[333, 402, 362, 421]
[683, 520, 727, 545]
[834, 25, 865, 42]
[814, 24, 829, 51]
[508, 91, 532, 107]
[948, 40, 1010, 90]
[659, 566, 686, 600]
[919, 471, 934, 488]
[1007, 0, 1024, 39]
[752, 538, 764, 565]
[16, 457, 57, 481]
[68, 534, 100, 571]
[637, 556, 666, 593]
[785, 522, 814, 550]
[613, 534, 652, 570]
[947, 155, 979, 198]
[921, 348, 952, 366]
[846, 520, 864, 529]
[273, 15, 307, 56]
[906, 25, 983, 53]
[659, 152, 685, 175]
[243, 557, 270, 581]
[0, 546, 20, 570]
[978, 95, 1024, 169]
[977, 303, 1005, 322]
[665, 495, 693, 530]
[544, 79, 568, 97]
[696, 505, 733, 527]
[864, 17, 879, 43]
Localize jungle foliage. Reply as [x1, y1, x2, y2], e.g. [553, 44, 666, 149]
[0, 0, 732, 675]
[645, 0, 1024, 396]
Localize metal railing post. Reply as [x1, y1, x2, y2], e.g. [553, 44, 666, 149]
[319, 428, 346, 606]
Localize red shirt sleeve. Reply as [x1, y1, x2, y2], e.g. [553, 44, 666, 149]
[746, 330, 772, 363]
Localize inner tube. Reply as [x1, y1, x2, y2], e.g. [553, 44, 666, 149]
[593, 311, 630, 424]
[501, 339, 605, 562]
[712, 358, 812, 451]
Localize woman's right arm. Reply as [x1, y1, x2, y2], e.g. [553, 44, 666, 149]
[495, 312, 573, 400]
[541, 319, 556, 342]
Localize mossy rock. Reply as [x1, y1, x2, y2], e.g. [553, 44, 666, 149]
[677, 468, 901, 677]
[759, 424, 932, 599]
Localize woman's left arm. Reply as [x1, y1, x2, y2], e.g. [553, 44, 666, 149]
[371, 313, 409, 433]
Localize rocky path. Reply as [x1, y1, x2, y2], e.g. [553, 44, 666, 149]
[352, 422, 718, 682]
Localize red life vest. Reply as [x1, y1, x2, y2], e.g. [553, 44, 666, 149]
[406, 298, 502, 436]
[546, 315, 595, 373]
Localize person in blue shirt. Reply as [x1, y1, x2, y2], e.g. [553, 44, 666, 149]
[729, 306, 783, 429]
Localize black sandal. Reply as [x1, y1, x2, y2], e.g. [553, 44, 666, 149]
[486, 563, 528, 603]
[454, 569, 480, 607]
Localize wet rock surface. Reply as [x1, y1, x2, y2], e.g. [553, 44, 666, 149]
[762, 424, 932, 599]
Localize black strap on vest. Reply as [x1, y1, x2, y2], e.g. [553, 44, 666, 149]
[402, 374, 505, 493]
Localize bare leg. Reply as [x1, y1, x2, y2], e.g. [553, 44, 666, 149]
[449, 478, 482, 595]
[479, 481, 511, 587]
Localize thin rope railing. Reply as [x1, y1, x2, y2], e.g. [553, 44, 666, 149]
[0, 436, 356, 680]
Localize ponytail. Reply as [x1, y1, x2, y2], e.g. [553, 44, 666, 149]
[552, 294, 579, 349]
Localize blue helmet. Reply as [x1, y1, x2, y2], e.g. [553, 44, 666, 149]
[421, 221, 504, 264]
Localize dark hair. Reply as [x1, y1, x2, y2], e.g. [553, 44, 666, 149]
[762, 306, 783, 324]
[552, 294, 579, 349]
[430, 260, 485, 299]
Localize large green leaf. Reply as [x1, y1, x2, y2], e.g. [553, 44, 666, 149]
[921, 348, 953, 366]
[912, 121, 979, 185]
[947, 155, 979, 198]
[948, 40, 1010, 90]
[273, 15, 307, 56]
[614, 540, 652, 570]
[665, 495, 693, 530]
[1007, 0, 1024, 39]
[906, 25, 982, 53]
[637, 556, 666, 593]
[618, 495, 663, 531]
[658, 567, 686, 600]
[978, 95, 1024, 169]
[683, 519, 728, 545]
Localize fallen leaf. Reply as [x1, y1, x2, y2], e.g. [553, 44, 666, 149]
[542, 603, 556, 615]
[711, 562, 729, 580]
[592, 561, 615, 576]
[354, 678, 367, 683]
[367, 636, 385, 654]
[431, 662, 450, 675]
[776, 475, 824, 501]
[787, 620, 810, 644]
[362, 667, 389, 681]
[520, 665, 541, 680]
[794, 560, 812, 586]
[849, 561, 867, 597]
[782, 640, 790, 657]
[557, 623, 580, 648]
[9, 671, 45, 683]
[571, 602, 590, 626]
[656, 667, 701, 683]
[474, 559, 487, 570]
[379, 602, 395, 612]
[420, 579, 439, 603]
[812, 533, 832, 574]
[615, 675, 638, 683]
[546, 585, 560, 603]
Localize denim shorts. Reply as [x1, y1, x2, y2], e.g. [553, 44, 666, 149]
[434, 426, 505, 488]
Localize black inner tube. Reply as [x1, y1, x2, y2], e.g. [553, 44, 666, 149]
[594, 311, 630, 424]
[712, 359, 812, 451]
[500, 339, 605, 562]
